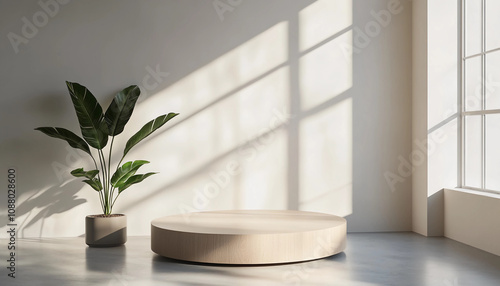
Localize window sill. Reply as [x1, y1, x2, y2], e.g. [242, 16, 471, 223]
[445, 187, 500, 199]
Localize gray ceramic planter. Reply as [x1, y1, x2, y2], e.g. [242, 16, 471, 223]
[85, 214, 127, 247]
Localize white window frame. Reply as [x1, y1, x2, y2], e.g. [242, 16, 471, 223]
[460, 0, 500, 195]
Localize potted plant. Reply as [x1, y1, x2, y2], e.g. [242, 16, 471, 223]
[35, 81, 178, 247]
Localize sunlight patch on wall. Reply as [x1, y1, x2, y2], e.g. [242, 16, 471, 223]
[139, 21, 288, 117]
[299, 0, 352, 51]
[112, 20, 292, 224]
[299, 31, 353, 111]
[126, 21, 290, 185]
[130, 66, 289, 180]
[118, 64, 290, 223]
[298, 98, 352, 217]
[237, 129, 287, 209]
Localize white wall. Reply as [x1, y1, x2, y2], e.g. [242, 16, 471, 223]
[0, 0, 412, 238]
[444, 189, 500, 256]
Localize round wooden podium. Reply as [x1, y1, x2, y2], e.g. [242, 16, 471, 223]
[151, 210, 346, 264]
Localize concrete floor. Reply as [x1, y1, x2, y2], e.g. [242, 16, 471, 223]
[2, 232, 500, 286]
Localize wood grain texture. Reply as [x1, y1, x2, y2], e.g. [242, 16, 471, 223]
[151, 210, 346, 264]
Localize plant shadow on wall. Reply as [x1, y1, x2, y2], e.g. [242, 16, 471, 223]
[0, 180, 86, 238]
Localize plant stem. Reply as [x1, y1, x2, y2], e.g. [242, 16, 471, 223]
[111, 193, 120, 211]
[97, 150, 108, 215]
[108, 136, 115, 213]
[90, 154, 105, 214]
[102, 149, 111, 215]
[97, 189, 105, 213]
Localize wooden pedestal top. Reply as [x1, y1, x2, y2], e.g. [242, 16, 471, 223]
[152, 209, 345, 235]
[151, 210, 346, 264]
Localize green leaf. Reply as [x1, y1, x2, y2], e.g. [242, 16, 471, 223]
[103, 85, 141, 136]
[66, 81, 108, 149]
[70, 168, 99, 179]
[35, 127, 91, 156]
[111, 160, 149, 187]
[123, 113, 179, 157]
[83, 178, 103, 192]
[118, 172, 156, 193]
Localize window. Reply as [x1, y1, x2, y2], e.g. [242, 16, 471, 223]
[461, 0, 500, 193]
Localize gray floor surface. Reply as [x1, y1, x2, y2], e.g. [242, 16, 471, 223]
[1, 232, 499, 285]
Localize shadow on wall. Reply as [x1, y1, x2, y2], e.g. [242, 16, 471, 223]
[0, 179, 86, 237]
[0, 0, 412, 237]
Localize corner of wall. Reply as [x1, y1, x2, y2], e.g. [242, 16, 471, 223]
[411, 0, 428, 236]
